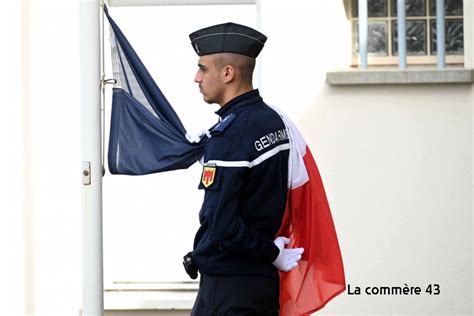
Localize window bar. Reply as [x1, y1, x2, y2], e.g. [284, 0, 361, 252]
[436, 0, 445, 68]
[397, 0, 406, 69]
[358, 0, 368, 69]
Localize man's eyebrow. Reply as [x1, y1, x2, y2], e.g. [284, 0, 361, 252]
[198, 63, 207, 69]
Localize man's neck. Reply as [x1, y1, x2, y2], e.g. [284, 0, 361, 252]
[219, 84, 254, 107]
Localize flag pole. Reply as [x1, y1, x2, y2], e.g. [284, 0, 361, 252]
[80, 0, 104, 315]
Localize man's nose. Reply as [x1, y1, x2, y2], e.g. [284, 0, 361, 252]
[194, 71, 201, 83]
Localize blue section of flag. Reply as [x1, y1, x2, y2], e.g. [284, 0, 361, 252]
[104, 6, 206, 175]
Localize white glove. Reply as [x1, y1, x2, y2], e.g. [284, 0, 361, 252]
[185, 129, 210, 143]
[272, 236, 304, 272]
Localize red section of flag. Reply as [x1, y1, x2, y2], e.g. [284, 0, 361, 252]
[278, 147, 346, 315]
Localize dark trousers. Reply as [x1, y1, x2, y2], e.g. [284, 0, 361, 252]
[191, 274, 279, 316]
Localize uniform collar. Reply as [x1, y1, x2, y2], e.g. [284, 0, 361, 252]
[216, 89, 263, 118]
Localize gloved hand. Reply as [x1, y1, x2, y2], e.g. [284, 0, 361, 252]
[272, 236, 304, 272]
[185, 129, 210, 143]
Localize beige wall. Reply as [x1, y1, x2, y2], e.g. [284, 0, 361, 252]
[309, 84, 471, 315]
[261, 0, 472, 314]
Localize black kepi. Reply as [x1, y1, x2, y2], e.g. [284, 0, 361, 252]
[189, 22, 267, 58]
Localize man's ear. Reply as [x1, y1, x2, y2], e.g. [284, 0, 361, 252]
[222, 65, 235, 83]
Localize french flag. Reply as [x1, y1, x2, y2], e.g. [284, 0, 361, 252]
[275, 110, 346, 315]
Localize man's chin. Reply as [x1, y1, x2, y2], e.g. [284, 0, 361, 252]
[203, 96, 215, 105]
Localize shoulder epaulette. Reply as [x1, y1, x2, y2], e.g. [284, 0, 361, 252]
[211, 113, 236, 134]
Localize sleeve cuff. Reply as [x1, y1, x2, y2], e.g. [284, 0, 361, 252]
[268, 242, 280, 263]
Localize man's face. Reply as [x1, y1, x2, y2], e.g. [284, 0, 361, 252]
[194, 54, 225, 105]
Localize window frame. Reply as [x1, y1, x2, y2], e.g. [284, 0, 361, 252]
[345, 0, 464, 67]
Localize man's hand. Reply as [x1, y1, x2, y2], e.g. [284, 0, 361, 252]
[185, 129, 210, 143]
[272, 236, 304, 272]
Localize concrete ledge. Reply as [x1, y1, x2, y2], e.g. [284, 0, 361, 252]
[105, 310, 189, 316]
[326, 68, 474, 85]
[104, 282, 198, 314]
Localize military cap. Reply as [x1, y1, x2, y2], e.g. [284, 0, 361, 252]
[189, 22, 267, 58]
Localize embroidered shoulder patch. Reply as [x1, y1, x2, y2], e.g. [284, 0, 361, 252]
[201, 165, 216, 188]
[198, 163, 221, 190]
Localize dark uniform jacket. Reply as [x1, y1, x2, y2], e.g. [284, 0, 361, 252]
[192, 89, 290, 279]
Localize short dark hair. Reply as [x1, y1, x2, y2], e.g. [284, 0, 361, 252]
[213, 53, 256, 84]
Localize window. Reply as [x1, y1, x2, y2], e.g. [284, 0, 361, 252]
[348, 0, 464, 66]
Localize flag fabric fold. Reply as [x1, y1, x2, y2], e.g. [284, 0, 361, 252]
[275, 111, 346, 315]
[104, 7, 345, 314]
[104, 6, 205, 175]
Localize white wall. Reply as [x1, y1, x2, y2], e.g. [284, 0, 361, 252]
[4, 0, 472, 315]
[5, 0, 82, 315]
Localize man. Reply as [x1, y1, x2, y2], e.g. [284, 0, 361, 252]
[185, 22, 304, 315]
